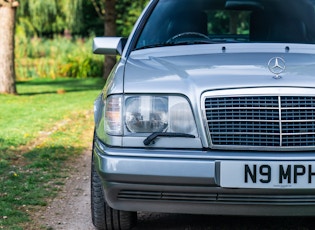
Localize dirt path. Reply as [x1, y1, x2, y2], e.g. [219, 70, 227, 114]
[37, 150, 95, 230]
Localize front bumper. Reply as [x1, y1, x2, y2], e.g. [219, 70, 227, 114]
[93, 138, 315, 216]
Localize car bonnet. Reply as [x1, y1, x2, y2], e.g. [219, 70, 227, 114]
[123, 43, 315, 94]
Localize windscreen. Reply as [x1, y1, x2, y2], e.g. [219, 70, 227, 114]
[135, 0, 315, 50]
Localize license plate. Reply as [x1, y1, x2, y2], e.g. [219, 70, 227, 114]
[220, 161, 315, 189]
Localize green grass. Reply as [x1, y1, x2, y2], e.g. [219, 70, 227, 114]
[0, 78, 104, 229]
[0, 78, 104, 149]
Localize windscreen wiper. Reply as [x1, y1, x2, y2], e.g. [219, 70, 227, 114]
[143, 132, 195, 146]
[135, 40, 218, 51]
[167, 40, 219, 45]
[135, 43, 175, 51]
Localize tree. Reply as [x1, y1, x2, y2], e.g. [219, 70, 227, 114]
[90, 0, 148, 79]
[89, 0, 116, 79]
[104, 0, 117, 79]
[0, 0, 18, 94]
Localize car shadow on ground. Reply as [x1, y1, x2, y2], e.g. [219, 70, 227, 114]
[134, 213, 314, 230]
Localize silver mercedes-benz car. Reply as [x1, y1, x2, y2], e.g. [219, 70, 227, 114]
[91, 0, 315, 229]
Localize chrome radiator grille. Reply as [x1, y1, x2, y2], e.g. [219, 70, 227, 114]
[204, 96, 315, 149]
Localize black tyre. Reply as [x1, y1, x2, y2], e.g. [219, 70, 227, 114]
[91, 150, 137, 230]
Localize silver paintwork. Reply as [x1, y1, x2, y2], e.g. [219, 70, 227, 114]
[92, 0, 315, 217]
[93, 37, 124, 55]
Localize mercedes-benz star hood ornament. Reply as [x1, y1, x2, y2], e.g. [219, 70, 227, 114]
[268, 57, 286, 79]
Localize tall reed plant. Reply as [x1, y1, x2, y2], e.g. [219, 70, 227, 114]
[15, 36, 104, 80]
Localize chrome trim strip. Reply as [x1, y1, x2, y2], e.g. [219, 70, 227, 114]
[278, 96, 283, 147]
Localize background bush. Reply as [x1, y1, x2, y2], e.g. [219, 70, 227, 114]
[15, 36, 104, 80]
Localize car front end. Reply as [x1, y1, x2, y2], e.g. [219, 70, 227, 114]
[91, 0, 315, 229]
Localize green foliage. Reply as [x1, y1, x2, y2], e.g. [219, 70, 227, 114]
[208, 11, 250, 35]
[28, 0, 58, 34]
[62, 55, 103, 78]
[14, 0, 150, 82]
[82, 1, 104, 36]
[16, 0, 149, 37]
[117, 0, 149, 36]
[16, 0, 84, 36]
[62, 0, 84, 33]
[15, 36, 104, 80]
[15, 17, 37, 38]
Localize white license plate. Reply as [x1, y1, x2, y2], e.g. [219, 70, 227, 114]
[220, 161, 315, 189]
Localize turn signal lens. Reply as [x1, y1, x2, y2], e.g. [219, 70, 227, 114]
[105, 95, 122, 135]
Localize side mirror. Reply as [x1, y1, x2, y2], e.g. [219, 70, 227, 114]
[93, 37, 127, 55]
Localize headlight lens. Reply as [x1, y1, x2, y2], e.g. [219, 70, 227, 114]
[125, 95, 197, 135]
[125, 96, 168, 133]
[169, 100, 196, 134]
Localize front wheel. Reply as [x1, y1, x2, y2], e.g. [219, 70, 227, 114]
[91, 152, 137, 230]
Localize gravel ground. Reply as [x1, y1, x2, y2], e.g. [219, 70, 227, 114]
[37, 150, 95, 230]
[35, 150, 315, 230]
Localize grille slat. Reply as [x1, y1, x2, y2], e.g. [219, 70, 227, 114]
[118, 190, 315, 204]
[209, 121, 280, 133]
[118, 190, 217, 202]
[205, 96, 315, 149]
[206, 109, 279, 120]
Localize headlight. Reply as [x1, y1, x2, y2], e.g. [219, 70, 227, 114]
[125, 95, 197, 136]
[104, 95, 198, 136]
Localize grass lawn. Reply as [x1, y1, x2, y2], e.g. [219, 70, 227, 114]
[0, 78, 104, 229]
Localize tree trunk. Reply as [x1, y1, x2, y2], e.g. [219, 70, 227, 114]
[0, 2, 17, 94]
[103, 0, 117, 80]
